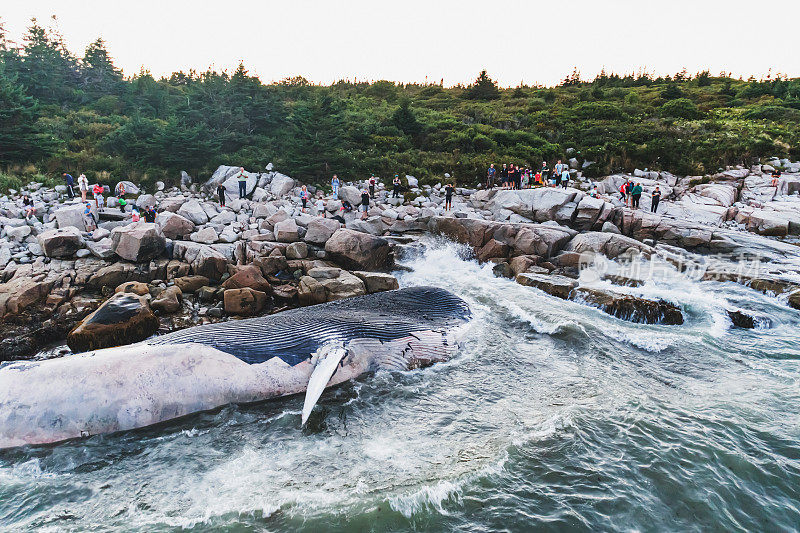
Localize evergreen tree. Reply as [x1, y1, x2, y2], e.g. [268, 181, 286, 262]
[466, 70, 500, 100]
[81, 38, 123, 96]
[392, 98, 421, 135]
[0, 63, 59, 164]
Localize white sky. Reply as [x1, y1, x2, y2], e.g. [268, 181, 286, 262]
[2, 0, 798, 87]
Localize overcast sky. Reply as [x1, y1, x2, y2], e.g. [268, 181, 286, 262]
[2, 0, 798, 87]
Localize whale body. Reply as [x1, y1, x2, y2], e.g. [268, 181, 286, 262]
[0, 287, 471, 449]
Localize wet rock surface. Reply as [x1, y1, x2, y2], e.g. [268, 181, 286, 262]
[67, 292, 159, 352]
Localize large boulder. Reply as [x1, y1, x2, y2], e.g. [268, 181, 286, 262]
[223, 287, 268, 316]
[486, 188, 581, 223]
[177, 199, 209, 225]
[6, 224, 31, 242]
[325, 229, 392, 271]
[191, 245, 228, 281]
[190, 227, 219, 244]
[111, 223, 166, 262]
[515, 273, 577, 299]
[54, 203, 92, 231]
[274, 218, 299, 242]
[304, 217, 341, 244]
[221, 265, 272, 293]
[38, 227, 83, 258]
[352, 271, 399, 293]
[173, 275, 210, 293]
[115, 180, 140, 196]
[205, 165, 259, 199]
[338, 185, 362, 206]
[574, 287, 683, 325]
[306, 268, 367, 301]
[67, 293, 159, 352]
[745, 210, 790, 237]
[270, 173, 295, 197]
[155, 211, 196, 239]
[564, 232, 653, 259]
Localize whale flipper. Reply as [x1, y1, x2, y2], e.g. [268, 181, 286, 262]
[302, 343, 349, 425]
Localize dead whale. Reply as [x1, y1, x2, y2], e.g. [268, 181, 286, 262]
[0, 287, 471, 449]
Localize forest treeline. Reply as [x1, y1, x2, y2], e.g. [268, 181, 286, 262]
[1, 18, 800, 190]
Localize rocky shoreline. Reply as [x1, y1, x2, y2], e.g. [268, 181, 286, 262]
[2, 161, 800, 360]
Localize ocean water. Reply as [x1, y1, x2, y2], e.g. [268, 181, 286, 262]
[1, 239, 799, 532]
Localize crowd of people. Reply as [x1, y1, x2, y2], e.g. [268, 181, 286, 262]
[485, 160, 572, 190]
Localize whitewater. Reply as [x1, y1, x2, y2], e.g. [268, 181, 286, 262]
[1, 238, 799, 531]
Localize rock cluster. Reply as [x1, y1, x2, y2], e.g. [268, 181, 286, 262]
[3, 158, 800, 359]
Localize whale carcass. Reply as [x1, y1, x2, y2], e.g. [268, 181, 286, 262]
[0, 287, 471, 449]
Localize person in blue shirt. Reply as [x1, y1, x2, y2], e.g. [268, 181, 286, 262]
[84, 202, 97, 231]
[561, 169, 570, 188]
[63, 173, 75, 199]
[331, 174, 340, 198]
[486, 164, 496, 189]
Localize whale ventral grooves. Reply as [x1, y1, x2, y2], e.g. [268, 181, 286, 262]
[147, 286, 471, 366]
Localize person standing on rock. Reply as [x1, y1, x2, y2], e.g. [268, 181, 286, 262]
[369, 175, 377, 198]
[143, 206, 157, 223]
[92, 183, 104, 210]
[392, 175, 401, 198]
[561, 168, 570, 189]
[131, 207, 140, 222]
[486, 164, 496, 189]
[631, 182, 643, 209]
[445, 183, 455, 211]
[315, 197, 325, 217]
[331, 174, 340, 198]
[237, 167, 247, 199]
[651, 186, 661, 213]
[217, 183, 226, 207]
[78, 173, 89, 202]
[300, 185, 310, 213]
[541, 162, 550, 185]
[360, 189, 371, 219]
[554, 160, 564, 176]
[499, 164, 508, 188]
[63, 173, 75, 199]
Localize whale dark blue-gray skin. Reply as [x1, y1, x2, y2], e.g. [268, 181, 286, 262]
[0, 287, 471, 449]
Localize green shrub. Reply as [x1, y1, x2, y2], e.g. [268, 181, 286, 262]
[573, 101, 628, 120]
[660, 98, 704, 119]
[743, 105, 800, 121]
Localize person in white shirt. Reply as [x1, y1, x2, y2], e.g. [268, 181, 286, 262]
[78, 174, 89, 202]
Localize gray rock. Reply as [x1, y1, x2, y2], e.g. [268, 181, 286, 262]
[274, 218, 299, 242]
[38, 227, 84, 258]
[285, 241, 308, 259]
[270, 174, 295, 197]
[177, 199, 209, 225]
[304, 217, 341, 244]
[111, 223, 166, 262]
[190, 227, 219, 244]
[6, 225, 31, 242]
[155, 211, 196, 240]
[325, 229, 392, 271]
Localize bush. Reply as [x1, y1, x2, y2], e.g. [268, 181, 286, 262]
[573, 101, 628, 120]
[743, 105, 800, 121]
[660, 98, 704, 119]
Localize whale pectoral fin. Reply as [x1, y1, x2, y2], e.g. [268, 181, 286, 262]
[301, 345, 348, 426]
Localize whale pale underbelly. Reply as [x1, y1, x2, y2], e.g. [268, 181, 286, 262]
[0, 287, 471, 449]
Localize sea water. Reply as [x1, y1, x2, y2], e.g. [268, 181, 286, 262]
[1, 239, 799, 532]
